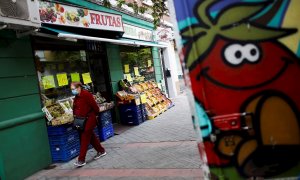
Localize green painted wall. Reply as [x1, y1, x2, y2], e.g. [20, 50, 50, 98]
[106, 43, 123, 96]
[106, 43, 123, 123]
[152, 47, 163, 82]
[0, 30, 51, 180]
[152, 47, 166, 93]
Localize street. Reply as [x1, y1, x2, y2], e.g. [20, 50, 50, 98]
[27, 94, 204, 180]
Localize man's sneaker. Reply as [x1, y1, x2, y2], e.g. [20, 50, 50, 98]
[74, 161, 86, 167]
[94, 152, 107, 160]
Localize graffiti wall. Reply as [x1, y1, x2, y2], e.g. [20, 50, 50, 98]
[172, 0, 300, 179]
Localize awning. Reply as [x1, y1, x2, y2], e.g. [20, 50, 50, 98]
[37, 26, 168, 48]
[58, 33, 168, 48]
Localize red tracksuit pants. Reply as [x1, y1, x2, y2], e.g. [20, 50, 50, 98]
[78, 129, 105, 162]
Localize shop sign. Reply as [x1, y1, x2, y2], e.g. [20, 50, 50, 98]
[123, 24, 153, 41]
[154, 27, 174, 42]
[39, 2, 124, 32]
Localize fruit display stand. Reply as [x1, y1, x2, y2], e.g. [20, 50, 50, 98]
[42, 99, 74, 126]
[116, 90, 145, 126]
[133, 81, 173, 120]
[116, 79, 173, 121]
[42, 92, 115, 162]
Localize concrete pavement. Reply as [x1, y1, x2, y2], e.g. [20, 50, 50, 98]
[26, 94, 204, 180]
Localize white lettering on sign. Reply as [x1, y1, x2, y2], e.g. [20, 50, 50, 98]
[123, 24, 153, 41]
[39, 2, 124, 32]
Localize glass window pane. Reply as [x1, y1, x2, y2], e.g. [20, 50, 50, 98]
[120, 46, 155, 82]
[35, 50, 90, 104]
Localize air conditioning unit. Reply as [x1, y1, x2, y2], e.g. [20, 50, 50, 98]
[0, 0, 41, 29]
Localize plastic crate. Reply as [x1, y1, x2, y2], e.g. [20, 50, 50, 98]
[98, 110, 112, 128]
[100, 110, 112, 119]
[48, 130, 79, 145]
[47, 124, 74, 136]
[119, 104, 143, 125]
[50, 140, 80, 162]
[140, 104, 147, 122]
[121, 112, 143, 125]
[98, 124, 114, 142]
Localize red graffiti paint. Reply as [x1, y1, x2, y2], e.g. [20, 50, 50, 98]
[190, 39, 300, 116]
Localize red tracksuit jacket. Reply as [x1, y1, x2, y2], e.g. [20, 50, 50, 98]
[73, 90, 99, 131]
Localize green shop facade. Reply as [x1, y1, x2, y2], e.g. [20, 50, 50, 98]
[0, 1, 167, 179]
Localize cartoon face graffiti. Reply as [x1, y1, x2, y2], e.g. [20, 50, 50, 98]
[181, 0, 300, 178]
[198, 41, 295, 90]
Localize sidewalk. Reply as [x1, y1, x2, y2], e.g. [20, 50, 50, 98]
[27, 94, 204, 180]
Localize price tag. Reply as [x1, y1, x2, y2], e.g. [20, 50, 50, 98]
[157, 83, 162, 90]
[124, 64, 130, 73]
[148, 60, 152, 67]
[140, 94, 147, 104]
[71, 73, 80, 82]
[125, 74, 133, 81]
[56, 73, 68, 86]
[82, 73, 92, 84]
[134, 67, 140, 76]
[42, 75, 56, 89]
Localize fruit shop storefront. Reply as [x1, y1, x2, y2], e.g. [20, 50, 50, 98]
[35, 0, 169, 160]
[36, 0, 169, 123]
[0, 1, 168, 180]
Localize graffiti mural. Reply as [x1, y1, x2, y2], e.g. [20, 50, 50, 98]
[172, 0, 300, 179]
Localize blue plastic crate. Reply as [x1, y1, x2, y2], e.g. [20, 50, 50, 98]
[121, 113, 143, 125]
[47, 124, 74, 136]
[98, 110, 112, 128]
[50, 140, 80, 162]
[140, 104, 147, 122]
[48, 130, 79, 145]
[119, 104, 141, 113]
[119, 104, 143, 125]
[94, 128, 100, 139]
[100, 110, 112, 119]
[98, 124, 114, 142]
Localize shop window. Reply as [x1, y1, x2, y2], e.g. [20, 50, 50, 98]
[120, 46, 155, 82]
[35, 50, 91, 105]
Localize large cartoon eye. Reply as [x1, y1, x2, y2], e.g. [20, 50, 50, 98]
[244, 44, 260, 63]
[224, 44, 244, 65]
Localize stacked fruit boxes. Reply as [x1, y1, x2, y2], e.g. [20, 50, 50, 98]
[97, 110, 114, 141]
[133, 81, 173, 120]
[47, 124, 80, 162]
[119, 104, 144, 125]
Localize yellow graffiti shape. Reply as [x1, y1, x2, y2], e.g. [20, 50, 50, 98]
[280, 0, 300, 53]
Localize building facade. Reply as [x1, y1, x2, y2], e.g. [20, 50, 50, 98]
[0, 0, 170, 179]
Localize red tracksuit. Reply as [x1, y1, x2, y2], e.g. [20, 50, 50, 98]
[73, 90, 105, 162]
